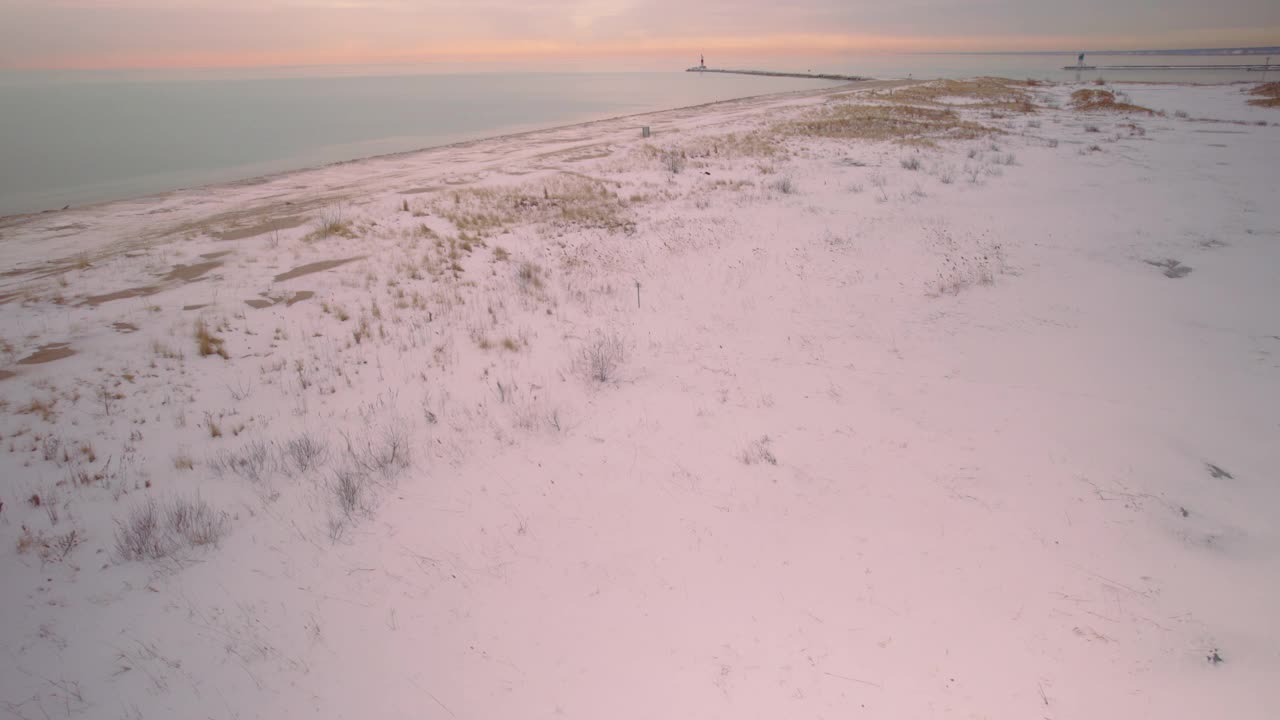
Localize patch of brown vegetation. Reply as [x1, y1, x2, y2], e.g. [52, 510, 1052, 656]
[111, 322, 139, 333]
[182, 304, 208, 311]
[648, 131, 783, 163]
[84, 285, 160, 306]
[1247, 82, 1280, 108]
[274, 257, 364, 282]
[0, 370, 15, 381]
[164, 261, 222, 283]
[194, 319, 228, 359]
[1070, 89, 1154, 114]
[17, 343, 75, 365]
[433, 174, 633, 237]
[782, 103, 994, 143]
[244, 298, 274, 309]
[888, 77, 1038, 112]
[200, 250, 233, 260]
[285, 290, 314, 306]
[18, 397, 57, 421]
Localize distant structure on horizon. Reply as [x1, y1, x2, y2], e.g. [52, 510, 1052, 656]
[700, 54, 706, 69]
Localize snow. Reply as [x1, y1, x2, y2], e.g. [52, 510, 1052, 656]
[1, 79, 1278, 720]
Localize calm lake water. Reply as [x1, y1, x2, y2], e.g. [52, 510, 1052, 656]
[1, 53, 1270, 217]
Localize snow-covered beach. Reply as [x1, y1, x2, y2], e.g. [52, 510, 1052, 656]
[1, 78, 1277, 719]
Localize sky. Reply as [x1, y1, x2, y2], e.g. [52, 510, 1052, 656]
[1, 0, 1277, 70]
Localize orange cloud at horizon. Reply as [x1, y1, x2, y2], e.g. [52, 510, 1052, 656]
[8, 28, 1279, 71]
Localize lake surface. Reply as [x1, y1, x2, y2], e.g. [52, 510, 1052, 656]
[0, 72, 842, 216]
[1, 53, 1271, 217]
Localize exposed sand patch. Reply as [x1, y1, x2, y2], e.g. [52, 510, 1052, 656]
[246, 289, 314, 309]
[182, 303, 208, 311]
[399, 187, 441, 195]
[273, 257, 364, 282]
[111, 322, 139, 333]
[172, 261, 220, 280]
[164, 261, 222, 283]
[200, 250, 233, 260]
[84, 285, 160, 306]
[17, 343, 75, 365]
[0, 370, 14, 381]
[212, 214, 309, 241]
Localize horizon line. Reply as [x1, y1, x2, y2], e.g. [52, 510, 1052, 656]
[5, 44, 1278, 74]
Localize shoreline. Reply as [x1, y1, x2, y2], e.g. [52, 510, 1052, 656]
[0, 77, 857, 224]
[5, 70, 1264, 224]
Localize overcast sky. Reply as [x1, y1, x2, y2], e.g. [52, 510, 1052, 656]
[1, 0, 1276, 70]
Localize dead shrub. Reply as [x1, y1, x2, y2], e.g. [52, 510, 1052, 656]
[339, 425, 410, 479]
[208, 439, 277, 483]
[307, 207, 357, 241]
[114, 499, 168, 561]
[741, 436, 778, 465]
[332, 468, 365, 518]
[114, 496, 227, 561]
[165, 496, 228, 548]
[283, 432, 329, 476]
[576, 330, 626, 383]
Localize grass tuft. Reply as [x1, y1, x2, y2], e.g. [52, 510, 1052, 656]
[114, 496, 227, 561]
[307, 207, 358, 241]
[194, 319, 228, 359]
